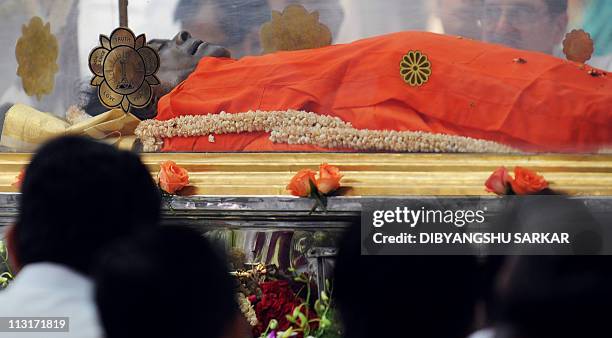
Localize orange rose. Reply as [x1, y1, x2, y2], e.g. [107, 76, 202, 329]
[316, 163, 343, 194]
[287, 169, 317, 197]
[158, 161, 189, 194]
[510, 167, 549, 195]
[12, 168, 25, 190]
[485, 167, 512, 195]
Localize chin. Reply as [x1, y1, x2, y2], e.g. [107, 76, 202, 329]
[197, 45, 232, 59]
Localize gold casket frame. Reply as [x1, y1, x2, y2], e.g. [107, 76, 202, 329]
[1, 153, 611, 196]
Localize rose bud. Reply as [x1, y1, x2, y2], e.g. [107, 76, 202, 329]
[510, 166, 549, 195]
[158, 160, 190, 194]
[12, 168, 25, 190]
[287, 169, 317, 197]
[316, 163, 343, 194]
[485, 166, 512, 195]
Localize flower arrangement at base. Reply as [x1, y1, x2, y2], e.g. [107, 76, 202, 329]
[485, 166, 549, 195]
[287, 164, 343, 213]
[234, 264, 341, 338]
[0, 241, 14, 289]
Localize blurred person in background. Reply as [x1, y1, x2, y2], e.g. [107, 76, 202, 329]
[174, 0, 270, 58]
[335, 0, 430, 43]
[482, 0, 568, 54]
[582, 0, 612, 70]
[94, 226, 250, 338]
[334, 223, 480, 338]
[0, 136, 161, 338]
[437, 0, 484, 40]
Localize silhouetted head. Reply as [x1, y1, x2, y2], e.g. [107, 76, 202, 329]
[94, 226, 248, 338]
[10, 136, 160, 275]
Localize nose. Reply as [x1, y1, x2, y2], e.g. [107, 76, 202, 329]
[174, 31, 191, 45]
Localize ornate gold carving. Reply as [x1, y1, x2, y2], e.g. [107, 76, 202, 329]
[563, 29, 594, 64]
[260, 4, 332, 54]
[88, 27, 160, 112]
[15, 16, 59, 100]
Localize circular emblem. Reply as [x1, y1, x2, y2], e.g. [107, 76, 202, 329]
[400, 51, 431, 87]
[88, 27, 160, 112]
[103, 46, 145, 95]
[563, 29, 594, 64]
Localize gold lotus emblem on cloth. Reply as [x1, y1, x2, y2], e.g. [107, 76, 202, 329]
[88, 27, 160, 112]
[400, 51, 432, 87]
[15, 16, 59, 100]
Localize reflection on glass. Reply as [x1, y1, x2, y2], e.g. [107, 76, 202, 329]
[174, 0, 270, 59]
[482, 0, 568, 54]
[437, 0, 483, 40]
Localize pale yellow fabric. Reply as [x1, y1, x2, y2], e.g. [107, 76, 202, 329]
[1, 103, 139, 151]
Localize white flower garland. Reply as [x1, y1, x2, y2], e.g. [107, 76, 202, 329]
[237, 292, 258, 327]
[135, 110, 518, 153]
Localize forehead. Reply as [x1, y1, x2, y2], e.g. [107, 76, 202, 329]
[484, 0, 546, 10]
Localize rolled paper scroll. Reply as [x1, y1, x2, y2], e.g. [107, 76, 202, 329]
[0, 103, 140, 151]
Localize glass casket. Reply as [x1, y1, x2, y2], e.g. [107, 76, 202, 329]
[0, 0, 611, 334]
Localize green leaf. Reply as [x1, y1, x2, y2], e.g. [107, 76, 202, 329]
[297, 313, 309, 329]
[293, 304, 304, 318]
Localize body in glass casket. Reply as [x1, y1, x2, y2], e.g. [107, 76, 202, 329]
[0, 0, 611, 304]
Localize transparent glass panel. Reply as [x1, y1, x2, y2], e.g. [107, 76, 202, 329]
[0, 0, 610, 153]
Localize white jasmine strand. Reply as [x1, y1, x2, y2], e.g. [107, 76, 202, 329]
[135, 110, 518, 153]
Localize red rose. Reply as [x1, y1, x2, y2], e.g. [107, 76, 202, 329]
[253, 280, 303, 337]
[287, 169, 317, 197]
[510, 167, 549, 195]
[12, 168, 25, 190]
[316, 163, 343, 194]
[485, 167, 512, 195]
[158, 160, 189, 194]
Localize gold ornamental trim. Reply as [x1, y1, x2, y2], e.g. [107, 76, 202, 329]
[15, 16, 59, 100]
[1, 153, 611, 196]
[563, 29, 594, 64]
[260, 4, 332, 54]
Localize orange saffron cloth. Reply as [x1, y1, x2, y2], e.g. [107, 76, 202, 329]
[156, 31, 612, 153]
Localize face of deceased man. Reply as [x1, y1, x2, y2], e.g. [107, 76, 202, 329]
[482, 0, 567, 54]
[82, 31, 230, 120]
[148, 31, 231, 92]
